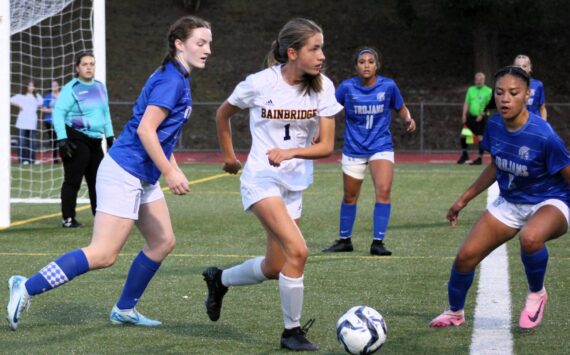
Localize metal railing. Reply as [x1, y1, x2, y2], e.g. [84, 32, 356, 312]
[108, 101, 570, 152]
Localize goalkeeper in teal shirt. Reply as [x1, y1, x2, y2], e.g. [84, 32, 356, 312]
[53, 52, 114, 228]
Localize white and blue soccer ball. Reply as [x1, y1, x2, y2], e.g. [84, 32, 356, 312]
[336, 305, 387, 354]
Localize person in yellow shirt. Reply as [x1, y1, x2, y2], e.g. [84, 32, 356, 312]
[457, 72, 492, 165]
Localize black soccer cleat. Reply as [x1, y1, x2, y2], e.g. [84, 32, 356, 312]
[469, 157, 482, 165]
[280, 319, 318, 351]
[202, 267, 228, 322]
[457, 152, 469, 164]
[322, 238, 354, 253]
[370, 239, 392, 256]
[62, 217, 83, 228]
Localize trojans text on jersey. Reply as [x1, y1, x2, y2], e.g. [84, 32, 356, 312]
[495, 156, 529, 177]
[353, 104, 384, 115]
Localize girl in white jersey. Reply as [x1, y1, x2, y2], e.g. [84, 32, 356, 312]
[203, 18, 342, 351]
[7, 16, 212, 330]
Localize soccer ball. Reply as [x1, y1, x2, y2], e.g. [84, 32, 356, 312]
[336, 306, 387, 354]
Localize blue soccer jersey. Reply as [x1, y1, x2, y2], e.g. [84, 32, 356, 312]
[482, 113, 570, 206]
[109, 60, 192, 184]
[336, 75, 404, 157]
[527, 78, 545, 115]
[42, 92, 56, 125]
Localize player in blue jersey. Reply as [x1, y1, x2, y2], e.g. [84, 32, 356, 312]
[430, 66, 570, 330]
[40, 80, 60, 163]
[514, 54, 547, 120]
[322, 47, 415, 256]
[6, 16, 212, 330]
[203, 18, 342, 351]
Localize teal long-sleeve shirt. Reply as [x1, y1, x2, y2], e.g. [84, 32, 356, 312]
[53, 78, 114, 140]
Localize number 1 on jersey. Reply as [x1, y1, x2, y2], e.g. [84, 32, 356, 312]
[284, 123, 291, 140]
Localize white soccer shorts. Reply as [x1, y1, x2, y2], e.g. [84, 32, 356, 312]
[240, 179, 303, 220]
[488, 196, 570, 230]
[341, 152, 395, 180]
[96, 155, 164, 220]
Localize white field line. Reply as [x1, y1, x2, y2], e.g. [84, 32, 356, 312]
[470, 182, 513, 355]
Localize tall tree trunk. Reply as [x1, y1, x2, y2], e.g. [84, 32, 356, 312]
[472, 23, 498, 85]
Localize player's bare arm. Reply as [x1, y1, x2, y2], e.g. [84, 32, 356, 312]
[216, 100, 242, 174]
[447, 163, 497, 227]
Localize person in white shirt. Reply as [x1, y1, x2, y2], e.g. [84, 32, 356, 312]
[202, 18, 343, 352]
[10, 80, 43, 165]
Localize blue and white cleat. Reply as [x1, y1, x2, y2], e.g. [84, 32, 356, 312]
[6, 275, 32, 331]
[109, 305, 162, 326]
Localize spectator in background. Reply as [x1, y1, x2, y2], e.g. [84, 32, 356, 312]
[10, 80, 43, 165]
[53, 52, 114, 228]
[41, 80, 61, 163]
[457, 72, 492, 165]
[514, 54, 547, 120]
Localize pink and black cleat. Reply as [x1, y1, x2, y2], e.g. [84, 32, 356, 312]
[429, 309, 465, 328]
[519, 288, 548, 330]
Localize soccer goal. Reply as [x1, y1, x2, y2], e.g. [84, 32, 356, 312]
[0, 0, 106, 228]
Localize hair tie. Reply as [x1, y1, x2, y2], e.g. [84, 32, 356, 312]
[358, 48, 377, 58]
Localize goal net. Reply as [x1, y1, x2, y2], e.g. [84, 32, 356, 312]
[8, 0, 99, 204]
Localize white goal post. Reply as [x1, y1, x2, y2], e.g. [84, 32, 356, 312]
[1, 0, 11, 228]
[0, 0, 106, 228]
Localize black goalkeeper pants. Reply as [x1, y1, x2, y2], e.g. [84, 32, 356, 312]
[61, 126, 104, 219]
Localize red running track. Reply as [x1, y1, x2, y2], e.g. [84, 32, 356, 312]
[174, 151, 492, 165]
[11, 151, 491, 165]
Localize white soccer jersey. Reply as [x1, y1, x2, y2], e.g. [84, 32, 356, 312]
[228, 65, 342, 191]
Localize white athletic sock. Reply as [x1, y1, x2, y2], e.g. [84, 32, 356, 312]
[221, 256, 267, 287]
[279, 272, 304, 329]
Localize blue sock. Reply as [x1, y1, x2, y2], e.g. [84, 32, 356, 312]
[448, 265, 475, 312]
[25, 249, 89, 296]
[116, 251, 161, 310]
[521, 247, 548, 292]
[373, 202, 391, 240]
[339, 202, 357, 238]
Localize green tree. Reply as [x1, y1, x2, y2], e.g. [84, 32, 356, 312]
[435, 0, 543, 79]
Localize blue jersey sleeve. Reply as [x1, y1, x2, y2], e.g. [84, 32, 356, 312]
[390, 82, 404, 111]
[544, 133, 570, 175]
[42, 95, 51, 109]
[147, 74, 184, 111]
[335, 81, 347, 106]
[536, 83, 545, 106]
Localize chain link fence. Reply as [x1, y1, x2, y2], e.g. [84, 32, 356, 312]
[108, 101, 570, 152]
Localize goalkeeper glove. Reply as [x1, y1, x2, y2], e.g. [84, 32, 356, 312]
[58, 139, 77, 159]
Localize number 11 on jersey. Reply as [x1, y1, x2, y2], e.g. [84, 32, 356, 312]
[366, 115, 373, 129]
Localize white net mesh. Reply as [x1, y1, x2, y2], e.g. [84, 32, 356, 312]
[10, 0, 93, 203]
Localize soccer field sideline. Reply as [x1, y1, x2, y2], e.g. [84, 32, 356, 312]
[470, 183, 513, 355]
